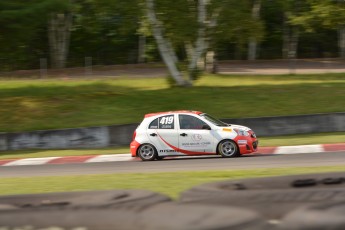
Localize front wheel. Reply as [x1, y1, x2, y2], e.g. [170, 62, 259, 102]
[138, 144, 157, 161]
[218, 140, 239, 158]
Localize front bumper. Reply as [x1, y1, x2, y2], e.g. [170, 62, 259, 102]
[235, 131, 258, 154]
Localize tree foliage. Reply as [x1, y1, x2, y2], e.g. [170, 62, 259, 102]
[0, 0, 344, 80]
[290, 0, 345, 30]
[0, 0, 69, 69]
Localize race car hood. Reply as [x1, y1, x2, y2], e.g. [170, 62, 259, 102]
[223, 124, 251, 131]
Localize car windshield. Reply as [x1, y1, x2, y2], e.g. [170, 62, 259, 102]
[200, 113, 229, 126]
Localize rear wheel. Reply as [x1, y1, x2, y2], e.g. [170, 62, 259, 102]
[138, 144, 157, 161]
[218, 140, 239, 158]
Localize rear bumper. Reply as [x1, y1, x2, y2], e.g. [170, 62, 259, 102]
[130, 140, 141, 157]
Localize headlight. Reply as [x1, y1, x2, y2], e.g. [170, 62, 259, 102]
[234, 129, 249, 136]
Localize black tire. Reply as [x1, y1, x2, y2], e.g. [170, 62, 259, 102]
[180, 172, 345, 220]
[138, 143, 157, 161]
[217, 139, 239, 158]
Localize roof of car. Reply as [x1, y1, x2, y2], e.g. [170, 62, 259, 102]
[144, 110, 203, 118]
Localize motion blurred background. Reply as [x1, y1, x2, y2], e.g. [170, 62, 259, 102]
[1, 0, 345, 136]
[0, 0, 344, 72]
[0, 0, 345, 205]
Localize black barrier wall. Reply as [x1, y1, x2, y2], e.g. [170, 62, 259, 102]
[223, 112, 345, 136]
[0, 112, 344, 151]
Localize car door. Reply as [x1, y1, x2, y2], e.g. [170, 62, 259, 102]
[147, 114, 180, 156]
[178, 114, 215, 155]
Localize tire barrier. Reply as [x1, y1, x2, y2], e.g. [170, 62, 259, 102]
[0, 190, 268, 230]
[280, 201, 345, 230]
[2, 173, 345, 229]
[180, 172, 345, 220]
[0, 190, 171, 211]
[131, 203, 267, 230]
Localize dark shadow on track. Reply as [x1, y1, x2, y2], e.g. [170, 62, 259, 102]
[154, 153, 276, 162]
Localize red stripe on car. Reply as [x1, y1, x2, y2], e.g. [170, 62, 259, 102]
[157, 133, 216, 155]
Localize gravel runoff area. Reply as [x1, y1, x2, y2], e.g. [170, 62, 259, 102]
[217, 59, 345, 75]
[1, 59, 345, 78]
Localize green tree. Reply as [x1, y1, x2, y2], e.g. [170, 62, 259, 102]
[145, 0, 264, 86]
[0, 0, 71, 70]
[258, 0, 311, 59]
[213, 0, 264, 60]
[70, 0, 141, 65]
[291, 0, 345, 58]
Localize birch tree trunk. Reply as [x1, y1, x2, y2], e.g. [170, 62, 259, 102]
[188, 0, 208, 81]
[339, 27, 345, 59]
[138, 35, 146, 63]
[185, 42, 194, 63]
[247, 0, 261, 60]
[146, 0, 188, 86]
[282, 15, 299, 59]
[48, 13, 72, 69]
[282, 18, 289, 59]
[288, 28, 299, 59]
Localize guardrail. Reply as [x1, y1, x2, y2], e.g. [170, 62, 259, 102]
[1, 112, 344, 151]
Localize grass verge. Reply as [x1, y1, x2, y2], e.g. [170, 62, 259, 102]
[0, 74, 345, 132]
[259, 132, 345, 147]
[0, 166, 344, 198]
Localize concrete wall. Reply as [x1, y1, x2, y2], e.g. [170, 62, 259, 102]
[0, 112, 344, 151]
[2, 127, 109, 151]
[0, 133, 7, 151]
[222, 112, 345, 137]
[109, 124, 139, 146]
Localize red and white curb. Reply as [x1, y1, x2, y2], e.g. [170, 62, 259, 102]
[0, 154, 135, 167]
[258, 143, 345, 154]
[0, 143, 345, 167]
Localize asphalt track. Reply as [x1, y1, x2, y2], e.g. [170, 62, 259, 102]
[0, 151, 344, 178]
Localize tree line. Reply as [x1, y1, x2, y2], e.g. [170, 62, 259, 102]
[0, 0, 344, 85]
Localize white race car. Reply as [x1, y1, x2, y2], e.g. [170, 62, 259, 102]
[130, 110, 258, 161]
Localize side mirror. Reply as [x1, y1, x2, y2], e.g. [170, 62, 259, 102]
[202, 124, 211, 130]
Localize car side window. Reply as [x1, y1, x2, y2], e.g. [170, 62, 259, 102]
[179, 115, 207, 130]
[149, 115, 175, 129]
[148, 118, 159, 129]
